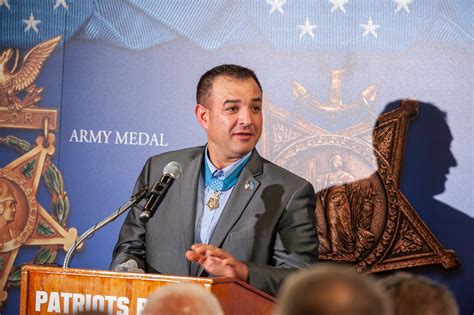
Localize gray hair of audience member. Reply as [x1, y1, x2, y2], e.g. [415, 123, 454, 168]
[141, 283, 224, 315]
[380, 272, 459, 315]
[275, 264, 393, 315]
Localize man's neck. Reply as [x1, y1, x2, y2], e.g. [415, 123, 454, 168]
[208, 155, 238, 170]
[206, 148, 244, 170]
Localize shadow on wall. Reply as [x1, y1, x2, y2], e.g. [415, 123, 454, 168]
[382, 100, 474, 315]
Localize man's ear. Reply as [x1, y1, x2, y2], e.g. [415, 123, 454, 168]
[195, 104, 209, 130]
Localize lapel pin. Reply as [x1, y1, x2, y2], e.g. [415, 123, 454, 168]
[244, 180, 255, 190]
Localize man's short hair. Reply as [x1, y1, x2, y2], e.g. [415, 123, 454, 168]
[196, 64, 262, 105]
[142, 283, 224, 315]
[275, 264, 392, 315]
[380, 272, 459, 315]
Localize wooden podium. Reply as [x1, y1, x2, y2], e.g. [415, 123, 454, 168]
[20, 265, 276, 314]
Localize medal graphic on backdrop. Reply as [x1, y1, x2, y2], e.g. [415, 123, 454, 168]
[0, 36, 78, 306]
[260, 70, 458, 272]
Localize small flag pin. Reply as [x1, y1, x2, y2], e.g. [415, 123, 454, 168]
[244, 180, 255, 190]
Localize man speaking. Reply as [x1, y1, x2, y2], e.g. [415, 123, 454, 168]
[110, 64, 318, 295]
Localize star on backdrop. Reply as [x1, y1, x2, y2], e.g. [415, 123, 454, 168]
[297, 17, 317, 39]
[266, 0, 286, 15]
[360, 16, 380, 38]
[0, 0, 10, 10]
[53, 0, 68, 10]
[22, 13, 41, 33]
[394, 0, 412, 14]
[330, 0, 349, 14]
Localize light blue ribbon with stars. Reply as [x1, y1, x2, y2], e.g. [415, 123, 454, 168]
[203, 155, 251, 192]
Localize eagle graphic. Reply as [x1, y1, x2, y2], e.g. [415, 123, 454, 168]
[0, 36, 61, 110]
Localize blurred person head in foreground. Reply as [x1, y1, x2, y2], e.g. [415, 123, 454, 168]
[380, 272, 458, 315]
[275, 264, 392, 315]
[141, 283, 224, 315]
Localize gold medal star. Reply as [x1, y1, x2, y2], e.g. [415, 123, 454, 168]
[0, 134, 78, 303]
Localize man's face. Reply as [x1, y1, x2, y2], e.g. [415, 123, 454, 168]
[2, 200, 16, 222]
[196, 75, 263, 167]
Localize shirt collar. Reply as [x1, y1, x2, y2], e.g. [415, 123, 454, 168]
[204, 146, 252, 179]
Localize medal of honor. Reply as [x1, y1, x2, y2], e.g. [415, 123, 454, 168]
[206, 191, 221, 210]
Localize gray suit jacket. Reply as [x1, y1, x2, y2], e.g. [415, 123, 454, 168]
[110, 146, 318, 295]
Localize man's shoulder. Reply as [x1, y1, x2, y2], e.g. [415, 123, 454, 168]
[147, 146, 203, 165]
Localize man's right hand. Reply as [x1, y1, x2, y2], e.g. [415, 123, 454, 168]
[185, 244, 249, 281]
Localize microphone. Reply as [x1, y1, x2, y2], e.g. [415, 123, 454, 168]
[139, 161, 182, 223]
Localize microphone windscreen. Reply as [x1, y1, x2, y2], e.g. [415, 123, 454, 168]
[163, 161, 182, 179]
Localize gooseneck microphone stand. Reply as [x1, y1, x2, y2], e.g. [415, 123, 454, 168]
[63, 187, 148, 268]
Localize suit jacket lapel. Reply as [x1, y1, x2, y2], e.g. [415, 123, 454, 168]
[179, 148, 204, 274]
[207, 150, 263, 249]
